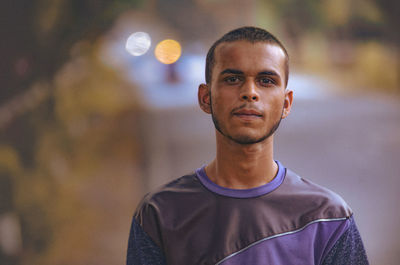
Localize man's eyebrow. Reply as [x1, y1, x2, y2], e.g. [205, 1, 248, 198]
[219, 69, 280, 77]
[258, 71, 279, 76]
[219, 69, 244, 75]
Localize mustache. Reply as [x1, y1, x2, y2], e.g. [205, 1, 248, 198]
[230, 104, 264, 115]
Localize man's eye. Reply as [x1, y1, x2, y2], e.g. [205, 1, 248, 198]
[225, 76, 241, 83]
[259, 78, 274, 86]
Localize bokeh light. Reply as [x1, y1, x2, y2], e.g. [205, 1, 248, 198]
[154, 39, 182, 64]
[125, 32, 151, 56]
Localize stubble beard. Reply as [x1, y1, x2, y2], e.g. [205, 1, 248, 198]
[210, 102, 284, 145]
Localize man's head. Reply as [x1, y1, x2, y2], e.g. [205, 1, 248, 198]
[205, 26, 289, 87]
[198, 26, 293, 145]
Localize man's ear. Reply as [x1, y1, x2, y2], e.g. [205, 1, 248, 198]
[198, 83, 212, 114]
[282, 89, 293, 119]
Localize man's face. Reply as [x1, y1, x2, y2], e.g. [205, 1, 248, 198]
[199, 40, 292, 145]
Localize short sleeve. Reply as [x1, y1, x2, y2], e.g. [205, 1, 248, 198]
[133, 194, 164, 249]
[126, 218, 166, 265]
[322, 217, 369, 265]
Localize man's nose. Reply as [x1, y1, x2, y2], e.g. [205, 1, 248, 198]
[239, 80, 259, 102]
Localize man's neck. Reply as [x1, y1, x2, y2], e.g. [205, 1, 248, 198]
[205, 131, 278, 189]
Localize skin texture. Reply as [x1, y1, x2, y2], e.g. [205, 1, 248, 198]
[198, 41, 293, 189]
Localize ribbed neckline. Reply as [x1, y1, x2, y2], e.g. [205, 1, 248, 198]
[195, 160, 286, 198]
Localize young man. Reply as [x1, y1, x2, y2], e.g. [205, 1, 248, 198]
[126, 27, 369, 265]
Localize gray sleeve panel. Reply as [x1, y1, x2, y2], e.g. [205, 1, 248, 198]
[126, 218, 166, 265]
[321, 217, 369, 265]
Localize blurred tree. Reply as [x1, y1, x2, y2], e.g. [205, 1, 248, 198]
[255, 0, 398, 91]
[1, 39, 142, 265]
[1, 0, 142, 105]
[0, 1, 142, 264]
[374, 0, 400, 43]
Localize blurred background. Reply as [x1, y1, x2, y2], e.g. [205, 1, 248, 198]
[0, 0, 399, 264]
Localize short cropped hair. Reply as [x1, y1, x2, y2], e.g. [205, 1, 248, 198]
[205, 26, 289, 87]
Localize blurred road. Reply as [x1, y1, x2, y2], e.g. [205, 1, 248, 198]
[136, 75, 400, 265]
[276, 95, 400, 265]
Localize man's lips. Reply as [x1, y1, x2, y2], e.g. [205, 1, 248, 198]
[233, 109, 263, 117]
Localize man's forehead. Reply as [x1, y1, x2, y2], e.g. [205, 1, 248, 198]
[217, 40, 283, 56]
[213, 41, 286, 72]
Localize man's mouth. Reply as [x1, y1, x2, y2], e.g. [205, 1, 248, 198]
[233, 109, 263, 117]
[232, 109, 263, 121]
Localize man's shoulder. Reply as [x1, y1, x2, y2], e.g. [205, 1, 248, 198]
[137, 171, 204, 209]
[280, 168, 353, 219]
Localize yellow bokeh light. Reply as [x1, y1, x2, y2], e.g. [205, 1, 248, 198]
[154, 39, 182, 64]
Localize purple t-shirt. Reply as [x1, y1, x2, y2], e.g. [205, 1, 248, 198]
[127, 161, 368, 265]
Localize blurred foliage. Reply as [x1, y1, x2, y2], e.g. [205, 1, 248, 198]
[1, 1, 143, 264]
[354, 42, 398, 90]
[256, 0, 399, 92]
[2, 41, 142, 264]
[1, 0, 142, 104]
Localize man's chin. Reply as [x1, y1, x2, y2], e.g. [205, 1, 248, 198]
[228, 133, 270, 145]
[212, 114, 280, 145]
